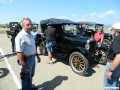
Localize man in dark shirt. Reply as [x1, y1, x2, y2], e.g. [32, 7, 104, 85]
[44, 25, 58, 64]
[104, 22, 120, 90]
[7, 26, 19, 53]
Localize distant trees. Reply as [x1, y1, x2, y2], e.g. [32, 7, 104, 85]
[0, 23, 9, 28]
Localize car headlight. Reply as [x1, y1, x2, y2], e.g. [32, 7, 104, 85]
[85, 44, 90, 50]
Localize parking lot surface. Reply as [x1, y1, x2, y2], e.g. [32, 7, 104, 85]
[0, 34, 105, 90]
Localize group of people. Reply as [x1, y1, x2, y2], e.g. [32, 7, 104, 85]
[7, 17, 120, 90]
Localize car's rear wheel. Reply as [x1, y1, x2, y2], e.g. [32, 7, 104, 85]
[96, 49, 107, 65]
[69, 52, 89, 75]
[102, 39, 111, 46]
[39, 41, 46, 55]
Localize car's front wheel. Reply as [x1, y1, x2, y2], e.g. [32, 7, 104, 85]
[69, 52, 89, 75]
[102, 39, 111, 46]
[96, 49, 107, 65]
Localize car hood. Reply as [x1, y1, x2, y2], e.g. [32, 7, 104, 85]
[104, 33, 112, 36]
[70, 35, 92, 42]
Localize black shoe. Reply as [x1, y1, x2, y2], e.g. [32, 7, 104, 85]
[31, 87, 38, 90]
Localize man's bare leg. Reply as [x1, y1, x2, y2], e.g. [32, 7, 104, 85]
[47, 52, 53, 64]
[48, 52, 52, 61]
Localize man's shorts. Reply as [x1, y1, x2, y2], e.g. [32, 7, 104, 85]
[45, 41, 56, 53]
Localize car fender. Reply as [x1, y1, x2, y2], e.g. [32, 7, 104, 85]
[98, 43, 108, 51]
[68, 47, 90, 57]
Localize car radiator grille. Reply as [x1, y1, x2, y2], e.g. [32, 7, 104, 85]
[89, 41, 96, 55]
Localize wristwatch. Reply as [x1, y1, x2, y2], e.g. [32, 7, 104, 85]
[109, 69, 114, 72]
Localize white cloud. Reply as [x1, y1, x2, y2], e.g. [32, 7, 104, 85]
[81, 15, 87, 18]
[97, 13, 106, 18]
[71, 15, 77, 17]
[98, 10, 116, 18]
[0, 0, 13, 4]
[90, 12, 97, 16]
[105, 10, 116, 15]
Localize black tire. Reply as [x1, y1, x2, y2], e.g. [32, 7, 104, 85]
[96, 49, 107, 65]
[69, 52, 89, 75]
[102, 39, 111, 46]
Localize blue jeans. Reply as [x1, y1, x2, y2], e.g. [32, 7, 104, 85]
[46, 41, 56, 53]
[20, 56, 35, 90]
[11, 38, 15, 52]
[104, 62, 120, 90]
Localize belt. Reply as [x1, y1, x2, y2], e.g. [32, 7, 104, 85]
[24, 54, 35, 59]
[107, 60, 113, 63]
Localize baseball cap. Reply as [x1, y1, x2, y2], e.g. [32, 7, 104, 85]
[112, 22, 120, 30]
[12, 25, 16, 28]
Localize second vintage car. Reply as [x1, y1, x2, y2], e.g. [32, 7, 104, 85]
[77, 21, 113, 46]
[40, 18, 108, 75]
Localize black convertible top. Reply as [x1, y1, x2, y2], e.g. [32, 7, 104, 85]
[77, 21, 104, 26]
[40, 18, 77, 25]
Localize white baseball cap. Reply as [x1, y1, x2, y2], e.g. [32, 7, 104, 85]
[12, 25, 16, 28]
[112, 22, 120, 29]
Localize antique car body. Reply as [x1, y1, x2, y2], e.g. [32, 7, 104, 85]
[9, 22, 22, 31]
[77, 22, 113, 46]
[6, 22, 39, 35]
[40, 18, 108, 75]
[9, 22, 39, 30]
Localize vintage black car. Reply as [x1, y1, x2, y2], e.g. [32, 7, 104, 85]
[40, 18, 108, 75]
[77, 22, 113, 46]
[6, 22, 39, 35]
[9, 22, 22, 31]
[9, 22, 39, 30]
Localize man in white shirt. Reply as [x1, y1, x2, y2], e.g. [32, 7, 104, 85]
[15, 18, 40, 90]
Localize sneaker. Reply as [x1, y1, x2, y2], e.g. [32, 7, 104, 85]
[47, 61, 53, 64]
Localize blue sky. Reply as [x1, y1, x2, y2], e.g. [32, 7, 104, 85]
[0, 0, 120, 25]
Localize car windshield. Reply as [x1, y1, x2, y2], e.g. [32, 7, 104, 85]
[63, 24, 78, 35]
[78, 24, 103, 31]
[96, 25, 103, 30]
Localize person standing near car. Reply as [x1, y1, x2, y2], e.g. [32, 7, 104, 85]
[104, 22, 120, 90]
[15, 18, 40, 90]
[7, 26, 19, 53]
[94, 29, 104, 43]
[44, 25, 58, 64]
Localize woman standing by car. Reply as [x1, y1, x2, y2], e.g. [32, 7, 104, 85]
[94, 29, 104, 43]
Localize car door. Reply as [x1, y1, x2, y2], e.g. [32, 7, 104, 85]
[53, 31, 72, 55]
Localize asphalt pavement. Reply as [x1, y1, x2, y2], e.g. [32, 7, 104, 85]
[0, 34, 105, 90]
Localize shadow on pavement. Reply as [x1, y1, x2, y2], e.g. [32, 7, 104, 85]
[84, 61, 101, 77]
[0, 68, 9, 78]
[53, 54, 69, 66]
[36, 75, 68, 90]
[0, 53, 17, 59]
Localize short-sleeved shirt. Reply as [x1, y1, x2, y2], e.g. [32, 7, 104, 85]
[31, 30, 39, 39]
[107, 35, 120, 60]
[15, 29, 36, 56]
[10, 30, 19, 39]
[44, 26, 58, 41]
[94, 32, 104, 42]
